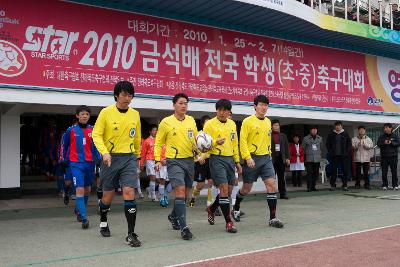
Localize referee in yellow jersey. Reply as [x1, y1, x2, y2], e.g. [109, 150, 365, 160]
[154, 93, 201, 240]
[92, 81, 142, 247]
[203, 99, 242, 233]
[232, 95, 284, 228]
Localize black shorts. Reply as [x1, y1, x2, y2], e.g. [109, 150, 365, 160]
[194, 159, 211, 183]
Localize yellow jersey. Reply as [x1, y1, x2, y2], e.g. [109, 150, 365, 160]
[92, 104, 141, 158]
[154, 114, 198, 160]
[203, 117, 240, 163]
[240, 114, 272, 160]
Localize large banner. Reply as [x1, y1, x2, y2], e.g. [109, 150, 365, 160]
[0, 0, 399, 114]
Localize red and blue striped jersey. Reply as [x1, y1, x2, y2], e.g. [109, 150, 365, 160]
[62, 124, 100, 163]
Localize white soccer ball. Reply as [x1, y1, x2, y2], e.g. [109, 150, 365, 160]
[196, 132, 213, 152]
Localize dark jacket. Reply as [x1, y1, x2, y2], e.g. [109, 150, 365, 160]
[271, 131, 289, 163]
[378, 133, 399, 158]
[326, 129, 352, 157]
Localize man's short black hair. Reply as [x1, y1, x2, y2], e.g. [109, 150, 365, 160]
[114, 81, 134, 101]
[310, 125, 318, 130]
[358, 125, 366, 130]
[384, 123, 392, 128]
[254, 95, 269, 106]
[75, 105, 91, 115]
[173, 93, 189, 104]
[215, 99, 232, 111]
[149, 124, 158, 131]
[334, 121, 343, 126]
[271, 119, 280, 125]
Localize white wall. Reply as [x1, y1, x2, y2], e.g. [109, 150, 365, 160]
[0, 114, 20, 188]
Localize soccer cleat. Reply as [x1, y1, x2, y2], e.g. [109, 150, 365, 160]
[63, 194, 69, 205]
[163, 196, 169, 206]
[342, 187, 349, 191]
[125, 233, 141, 247]
[100, 222, 111, 237]
[74, 208, 82, 222]
[226, 222, 237, 233]
[181, 227, 193, 240]
[395, 187, 399, 190]
[382, 187, 388, 190]
[152, 197, 159, 202]
[168, 214, 180, 230]
[189, 198, 195, 207]
[214, 208, 222, 216]
[82, 219, 89, 229]
[231, 210, 241, 222]
[159, 198, 167, 207]
[269, 218, 284, 228]
[138, 192, 144, 199]
[207, 207, 215, 225]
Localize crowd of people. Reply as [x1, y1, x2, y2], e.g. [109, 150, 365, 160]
[297, 0, 400, 30]
[42, 80, 399, 247]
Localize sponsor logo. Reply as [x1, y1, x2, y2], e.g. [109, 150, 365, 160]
[22, 25, 79, 61]
[388, 70, 400, 103]
[128, 208, 136, 213]
[0, 40, 27, 77]
[367, 96, 383, 106]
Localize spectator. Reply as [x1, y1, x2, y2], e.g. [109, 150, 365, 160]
[271, 119, 290, 199]
[377, 123, 399, 190]
[352, 126, 373, 190]
[289, 134, 305, 188]
[326, 121, 352, 191]
[371, 9, 380, 26]
[392, 4, 400, 30]
[303, 126, 323, 192]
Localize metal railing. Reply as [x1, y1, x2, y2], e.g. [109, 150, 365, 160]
[298, 0, 400, 30]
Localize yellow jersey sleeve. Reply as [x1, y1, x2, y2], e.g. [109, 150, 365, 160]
[134, 113, 141, 158]
[92, 108, 108, 155]
[231, 121, 240, 163]
[154, 119, 167, 161]
[239, 117, 251, 160]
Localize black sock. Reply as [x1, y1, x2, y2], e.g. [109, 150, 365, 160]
[219, 197, 231, 223]
[96, 189, 103, 200]
[64, 185, 70, 196]
[124, 200, 137, 235]
[210, 194, 220, 213]
[99, 200, 110, 222]
[233, 191, 245, 211]
[266, 193, 277, 220]
[174, 198, 187, 230]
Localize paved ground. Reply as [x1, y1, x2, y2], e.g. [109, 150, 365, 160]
[1, 187, 399, 267]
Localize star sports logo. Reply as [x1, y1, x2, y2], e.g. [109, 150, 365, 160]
[0, 40, 27, 77]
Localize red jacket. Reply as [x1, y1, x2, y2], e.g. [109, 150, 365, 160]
[289, 143, 305, 164]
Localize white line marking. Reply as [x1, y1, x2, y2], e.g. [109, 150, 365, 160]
[166, 224, 400, 267]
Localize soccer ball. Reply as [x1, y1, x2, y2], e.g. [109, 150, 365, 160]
[196, 132, 213, 152]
